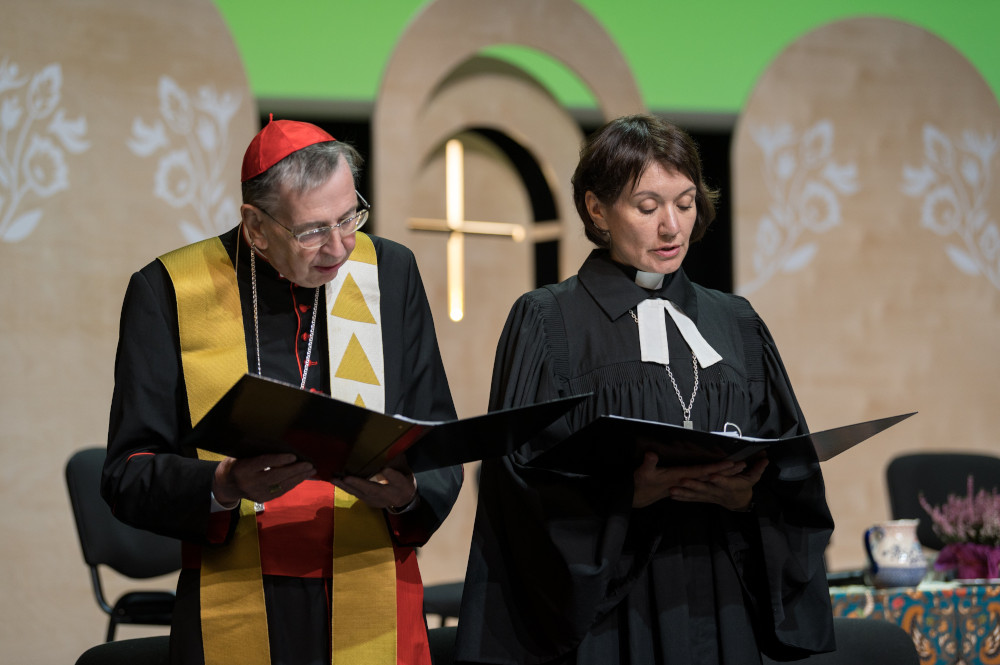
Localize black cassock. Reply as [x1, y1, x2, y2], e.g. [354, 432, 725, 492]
[456, 250, 834, 665]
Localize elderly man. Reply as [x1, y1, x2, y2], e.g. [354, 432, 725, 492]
[104, 118, 462, 665]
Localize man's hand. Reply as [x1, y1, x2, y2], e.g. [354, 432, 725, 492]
[333, 467, 418, 511]
[213, 453, 316, 506]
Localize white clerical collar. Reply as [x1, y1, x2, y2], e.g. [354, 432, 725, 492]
[634, 270, 664, 290]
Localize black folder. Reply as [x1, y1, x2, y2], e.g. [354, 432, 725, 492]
[531, 411, 916, 474]
[182, 373, 588, 479]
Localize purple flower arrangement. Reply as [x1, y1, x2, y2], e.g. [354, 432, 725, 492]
[919, 475, 1000, 580]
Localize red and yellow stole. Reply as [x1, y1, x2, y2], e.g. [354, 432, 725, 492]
[160, 232, 397, 665]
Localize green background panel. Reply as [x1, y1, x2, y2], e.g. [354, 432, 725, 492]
[211, 0, 1000, 113]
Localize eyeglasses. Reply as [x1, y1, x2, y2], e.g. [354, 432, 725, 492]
[256, 191, 370, 249]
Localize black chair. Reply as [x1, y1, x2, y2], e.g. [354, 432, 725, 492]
[886, 452, 1000, 550]
[77, 628, 451, 665]
[424, 580, 464, 627]
[65, 447, 182, 641]
[763, 617, 918, 665]
[75, 635, 170, 665]
[426, 618, 914, 665]
[825, 567, 867, 587]
[427, 625, 458, 665]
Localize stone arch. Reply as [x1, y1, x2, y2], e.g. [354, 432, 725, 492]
[373, 0, 645, 279]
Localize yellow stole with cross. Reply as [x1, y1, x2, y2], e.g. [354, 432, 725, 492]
[160, 231, 397, 665]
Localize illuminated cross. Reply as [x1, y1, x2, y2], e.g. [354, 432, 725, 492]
[408, 138, 560, 321]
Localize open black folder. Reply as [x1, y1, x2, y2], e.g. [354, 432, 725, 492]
[530, 411, 916, 474]
[182, 373, 588, 479]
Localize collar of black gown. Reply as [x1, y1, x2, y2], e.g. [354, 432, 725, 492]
[577, 249, 700, 323]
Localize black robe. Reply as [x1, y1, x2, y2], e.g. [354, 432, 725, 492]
[104, 226, 462, 665]
[455, 250, 834, 665]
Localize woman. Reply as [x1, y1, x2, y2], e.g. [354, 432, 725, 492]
[455, 115, 834, 665]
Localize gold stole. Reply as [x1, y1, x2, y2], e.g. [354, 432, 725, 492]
[160, 232, 396, 665]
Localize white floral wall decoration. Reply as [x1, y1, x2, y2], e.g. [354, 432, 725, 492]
[739, 120, 859, 295]
[127, 76, 242, 243]
[902, 124, 999, 290]
[0, 59, 90, 243]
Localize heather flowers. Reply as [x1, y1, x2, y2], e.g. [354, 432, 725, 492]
[919, 476, 1000, 579]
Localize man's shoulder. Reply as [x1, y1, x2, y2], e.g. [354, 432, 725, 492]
[134, 227, 239, 296]
[150, 227, 238, 271]
[365, 233, 414, 261]
[135, 254, 172, 287]
[363, 234, 421, 277]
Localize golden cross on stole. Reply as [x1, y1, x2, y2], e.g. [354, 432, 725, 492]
[408, 138, 560, 321]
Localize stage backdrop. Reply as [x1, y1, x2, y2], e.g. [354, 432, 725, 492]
[733, 17, 1000, 571]
[371, 0, 644, 587]
[0, 0, 258, 662]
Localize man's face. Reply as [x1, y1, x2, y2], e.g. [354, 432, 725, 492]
[244, 156, 359, 288]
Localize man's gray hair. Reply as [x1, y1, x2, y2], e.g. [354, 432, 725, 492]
[242, 140, 363, 211]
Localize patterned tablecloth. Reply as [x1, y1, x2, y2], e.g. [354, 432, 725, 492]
[830, 583, 1000, 665]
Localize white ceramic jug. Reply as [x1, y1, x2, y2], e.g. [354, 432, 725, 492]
[863, 519, 927, 588]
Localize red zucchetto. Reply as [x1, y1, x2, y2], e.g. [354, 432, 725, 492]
[241, 114, 336, 182]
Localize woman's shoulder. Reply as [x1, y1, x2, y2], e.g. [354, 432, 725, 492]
[508, 275, 587, 318]
[691, 282, 761, 322]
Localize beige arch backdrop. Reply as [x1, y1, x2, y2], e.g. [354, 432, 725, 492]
[0, 0, 258, 662]
[733, 17, 1000, 571]
[371, 0, 644, 587]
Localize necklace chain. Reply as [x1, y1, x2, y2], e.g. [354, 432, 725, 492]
[250, 245, 320, 390]
[629, 308, 699, 424]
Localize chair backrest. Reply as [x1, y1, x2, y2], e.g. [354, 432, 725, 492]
[763, 617, 917, 665]
[427, 625, 457, 665]
[65, 447, 181, 579]
[885, 452, 1000, 551]
[75, 635, 170, 665]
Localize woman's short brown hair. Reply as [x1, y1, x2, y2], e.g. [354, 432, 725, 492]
[571, 114, 718, 248]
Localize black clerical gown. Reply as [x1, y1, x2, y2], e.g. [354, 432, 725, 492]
[455, 250, 834, 665]
[104, 226, 462, 665]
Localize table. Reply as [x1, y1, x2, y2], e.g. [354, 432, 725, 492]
[830, 582, 1000, 665]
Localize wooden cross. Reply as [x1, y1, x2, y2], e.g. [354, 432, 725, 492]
[408, 138, 560, 321]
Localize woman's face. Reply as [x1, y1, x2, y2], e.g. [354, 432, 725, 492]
[586, 161, 697, 274]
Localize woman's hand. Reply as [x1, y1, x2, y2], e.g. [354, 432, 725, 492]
[333, 467, 418, 511]
[213, 453, 317, 506]
[632, 452, 768, 510]
[667, 452, 768, 511]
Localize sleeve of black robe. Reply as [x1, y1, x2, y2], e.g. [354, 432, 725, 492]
[103, 263, 225, 544]
[376, 238, 463, 545]
[731, 306, 835, 660]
